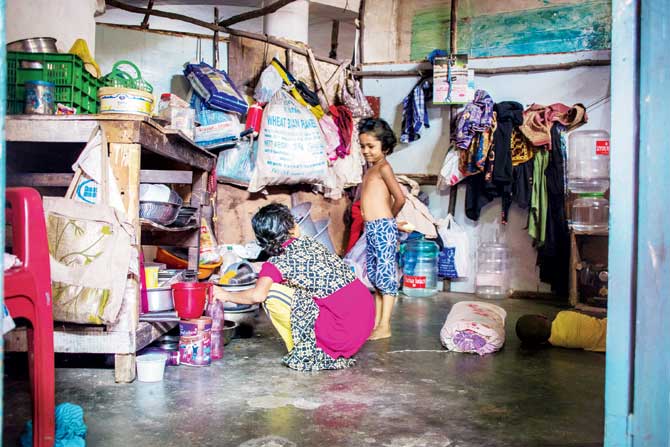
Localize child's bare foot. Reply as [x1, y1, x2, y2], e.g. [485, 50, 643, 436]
[368, 326, 392, 340]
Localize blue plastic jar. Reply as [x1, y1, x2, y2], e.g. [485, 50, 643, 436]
[402, 238, 439, 297]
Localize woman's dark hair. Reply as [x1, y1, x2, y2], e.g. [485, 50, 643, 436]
[358, 118, 397, 154]
[251, 203, 296, 256]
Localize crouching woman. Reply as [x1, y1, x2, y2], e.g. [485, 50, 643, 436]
[214, 203, 375, 371]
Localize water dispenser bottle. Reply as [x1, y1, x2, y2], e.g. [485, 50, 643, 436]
[571, 193, 609, 232]
[567, 130, 610, 193]
[475, 242, 511, 300]
[402, 238, 439, 298]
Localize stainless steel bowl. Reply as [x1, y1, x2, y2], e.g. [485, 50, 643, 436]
[146, 287, 174, 312]
[222, 320, 238, 345]
[140, 190, 183, 226]
[7, 37, 58, 53]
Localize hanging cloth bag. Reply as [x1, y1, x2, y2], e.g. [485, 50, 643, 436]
[43, 126, 134, 324]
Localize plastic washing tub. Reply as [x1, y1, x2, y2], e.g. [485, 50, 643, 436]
[291, 202, 317, 237]
[136, 353, 167, 382]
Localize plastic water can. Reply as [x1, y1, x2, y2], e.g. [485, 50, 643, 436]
[402, 239, 439, 297]
[568, 130, 610, 193]
[571, 193, 609, 232]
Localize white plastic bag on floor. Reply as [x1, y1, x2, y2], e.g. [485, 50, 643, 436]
[437, 214, 470, 278]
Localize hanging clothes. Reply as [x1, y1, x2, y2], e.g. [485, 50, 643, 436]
[400, 79, 432, 143]
[528, 149, 549, 244]
[459, 123, 496, 177]
[463, 101, 523, 224]
[510, 128, 534, 166]
[519, 103, 587, 150]
[537, 124, 571, 296]
[512, 160, 534, 210]
[453, 89, 495, 150]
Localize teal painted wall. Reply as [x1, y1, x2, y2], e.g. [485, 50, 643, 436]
[411, 0, 611, 60]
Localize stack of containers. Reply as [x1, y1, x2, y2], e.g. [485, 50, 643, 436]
[567, 130, 611, 231]
[475, 241, 511, 299]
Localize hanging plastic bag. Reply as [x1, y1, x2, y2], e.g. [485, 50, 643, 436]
[216, 138, 257, 187]
[436, 214, 470, 278]
[341, 72, 374, 118]
[437, 148, 465, 189]
[254, 64, 284, 104]
[248, 89, 329, 192]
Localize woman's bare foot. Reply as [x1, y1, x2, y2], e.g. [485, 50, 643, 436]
[368, 326, 392, 340]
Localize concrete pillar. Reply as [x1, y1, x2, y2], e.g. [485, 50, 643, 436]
[263, 0, 310, 44]
[6, 0, 99, 54]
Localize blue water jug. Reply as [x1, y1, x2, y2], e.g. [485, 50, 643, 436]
[402, 238, 439, 297]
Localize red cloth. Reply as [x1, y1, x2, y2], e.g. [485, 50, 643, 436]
[258, 259, 375, 359]
[346, 200, 364, 253]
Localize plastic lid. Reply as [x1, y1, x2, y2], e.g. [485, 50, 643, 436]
[578, 193, 606, 198]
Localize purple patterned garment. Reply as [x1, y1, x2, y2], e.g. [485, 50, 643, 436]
[453, 89, 495, 151]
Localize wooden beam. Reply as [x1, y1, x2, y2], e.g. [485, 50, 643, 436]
[396, 174, 438, 185]
[97, 22, 229, 41]
[140, 0, 154, 29]
[218, 0, 297, 28]
[447, 0, 459, 217]
[357, 0, 366, 65]
[105, 0, 342, 66]
[7, 173, 73, 187]
[329, 20, 340, 59]
[354, 59, 612, 78]
[140, 169, 193, 184]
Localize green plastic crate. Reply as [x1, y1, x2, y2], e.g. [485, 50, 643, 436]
[7, 52, 103, 114]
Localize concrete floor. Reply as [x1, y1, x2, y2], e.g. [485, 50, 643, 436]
[4, 292, 605, 447]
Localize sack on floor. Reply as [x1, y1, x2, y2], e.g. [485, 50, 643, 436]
[436, 214, 470, 278]
[248, 89, 329, 193]
[440, 301, 506, 355]
[216, 138, 257, 187]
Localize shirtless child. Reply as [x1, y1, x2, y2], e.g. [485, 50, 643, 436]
[359, 118, 407, 340]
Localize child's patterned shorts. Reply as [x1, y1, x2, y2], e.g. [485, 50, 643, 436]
[365, 218, 399, 297]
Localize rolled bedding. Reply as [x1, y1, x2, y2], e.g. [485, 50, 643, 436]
[440, 301, 507, 355]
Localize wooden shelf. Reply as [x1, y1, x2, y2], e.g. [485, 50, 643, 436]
[571, 228, 609, 236]
[574, 303, 608, 316]
[140, 218, 199, 232]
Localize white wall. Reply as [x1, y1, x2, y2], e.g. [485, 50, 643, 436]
[95, 25, 227, 103]
[363, 51, 611, 293]
[7, 0, 100, 54]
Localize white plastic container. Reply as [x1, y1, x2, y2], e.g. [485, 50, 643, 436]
[136, 353, 167, 382]
[475, 242, 511, 299]
[571, 193, 609, 232]
[567, 130, 610, 193]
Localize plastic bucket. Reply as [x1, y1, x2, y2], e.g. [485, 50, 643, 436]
[314, 219, 336, 253]
[136, 353, 167, 382]
[291, 202, 317, 237]
[171, 282, 211, 319]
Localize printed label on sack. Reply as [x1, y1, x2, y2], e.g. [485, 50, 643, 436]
[595, 140, 610, 156]
[404, 275, 427, 289]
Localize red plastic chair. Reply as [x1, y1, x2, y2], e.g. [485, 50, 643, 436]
[4, 187, 55, 447]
